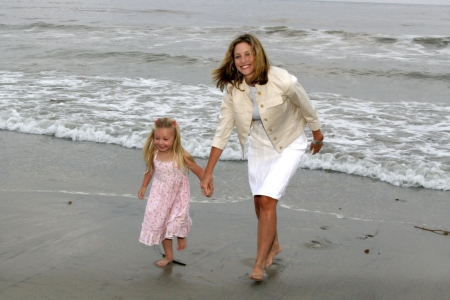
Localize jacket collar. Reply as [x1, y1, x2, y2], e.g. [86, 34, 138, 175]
[240, 79, 262, 96]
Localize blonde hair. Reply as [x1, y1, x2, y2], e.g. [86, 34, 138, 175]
[212, 33, 270, 92]
[142, 117, 195, 174]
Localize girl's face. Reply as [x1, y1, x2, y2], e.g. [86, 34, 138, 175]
[234, 42, 255, 83]
[154, 128, 175, 153]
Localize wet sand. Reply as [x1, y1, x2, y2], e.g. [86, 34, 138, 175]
[1, 130, 449, 300]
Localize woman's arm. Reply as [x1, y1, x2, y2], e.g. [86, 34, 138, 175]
[211, 89, 236, 151]
[286, 75, 322, 132]
[286, 73, 324, 155]
[138, 170, 153, 200]
[203, 87, 234, 197]
[200, 146, 223, 197]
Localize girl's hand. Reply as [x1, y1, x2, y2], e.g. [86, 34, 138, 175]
[138, 187, 146, 200]
[200, 173, 214, 197]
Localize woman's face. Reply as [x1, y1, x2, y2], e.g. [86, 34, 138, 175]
[234, 42, 255, 82]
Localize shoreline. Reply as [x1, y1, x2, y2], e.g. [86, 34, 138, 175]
[1, 130, 449, 300]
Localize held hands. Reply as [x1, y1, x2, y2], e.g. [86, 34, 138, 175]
[200, 173, 214, 197]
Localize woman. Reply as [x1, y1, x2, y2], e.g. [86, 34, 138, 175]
[200, 34, 324, 281]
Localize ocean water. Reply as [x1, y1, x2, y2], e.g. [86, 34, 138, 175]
[1, 0, 449, 190]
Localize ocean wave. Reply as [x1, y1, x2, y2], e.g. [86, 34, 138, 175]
[1, 71, 449, 190]
[110, 8, 198, 16]
[2, 22, 449, 71]
[257, 26, 448, 49]
[413, 36, 450, 48]
[71, 51, 210, 65]
[0, 22, 96, 31]
[342, 68, 450, 82]
[301, 153, 450, 191]
[253, 26, 450, 66]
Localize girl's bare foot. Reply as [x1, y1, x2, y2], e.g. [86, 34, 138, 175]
[177, 237, 187, 251]
[266, 244, 282, 267]
[249, 261, 265, 281]
[156, 257, 173, 267]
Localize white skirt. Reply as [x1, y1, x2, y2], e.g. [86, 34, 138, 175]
[248, 120, 307, 200]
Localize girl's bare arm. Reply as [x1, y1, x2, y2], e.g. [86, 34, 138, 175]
[185, 157, 205, 181]
[138, 170, 153, 199]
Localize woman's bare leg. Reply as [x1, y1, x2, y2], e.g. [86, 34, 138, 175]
[266, 233, 282, 267]
[250, 195, 278, 281]
[253, 196, 282, 267]
[156, 239, 173, 267]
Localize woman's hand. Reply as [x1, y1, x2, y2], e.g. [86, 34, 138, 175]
[310, 141, 323, 155]
[310, 130, 324, 155]
[200, 173, 214, 197]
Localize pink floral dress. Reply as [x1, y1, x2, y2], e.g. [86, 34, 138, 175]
[139, 155, 192, 246]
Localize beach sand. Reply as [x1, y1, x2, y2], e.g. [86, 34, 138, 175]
[1, 130, 449, 300]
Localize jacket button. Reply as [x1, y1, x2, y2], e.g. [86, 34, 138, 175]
[258, 92, 261, 95]
[269, 128, 272, 132]
[274, 137, 277, 140]
[279, 146, 283, 149]
[260, 104, 264, 108]
[264, 118, 268, 121]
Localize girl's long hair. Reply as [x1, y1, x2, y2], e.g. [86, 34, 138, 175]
[142, 117, 195, 174]
[212, 33, 270, 92]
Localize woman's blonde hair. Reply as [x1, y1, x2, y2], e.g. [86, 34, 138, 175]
[142, 117, 195, 174]
[212, 33, 270, 92]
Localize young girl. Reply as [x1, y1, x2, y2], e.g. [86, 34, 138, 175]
[138, 117, 204, 267]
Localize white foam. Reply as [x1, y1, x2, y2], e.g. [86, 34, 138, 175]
[0, 189, 136, 199]
[1, 72, 449, 190]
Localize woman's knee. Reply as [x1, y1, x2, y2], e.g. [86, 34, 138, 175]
[259, 195, 278, 211]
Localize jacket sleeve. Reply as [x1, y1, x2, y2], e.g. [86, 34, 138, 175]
[286, 74, 322, 131]
[211, 87, 235, 150]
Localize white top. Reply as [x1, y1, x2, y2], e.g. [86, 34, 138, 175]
[249, 86, 260, 120]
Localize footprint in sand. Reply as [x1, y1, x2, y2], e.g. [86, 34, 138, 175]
[306, 240, 322, 248]
[192, 248, 207, 255]
[175, 273, 219, 285]
[305, 237, 334, 249]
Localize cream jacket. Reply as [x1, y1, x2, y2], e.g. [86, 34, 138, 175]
[211, 66, 322, 158]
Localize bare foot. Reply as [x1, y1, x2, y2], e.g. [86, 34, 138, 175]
[266, 245, 282, 267]
[177, 237, 187, 251]
[156, 257, 173, 267]
[249, 262, 265, 281]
